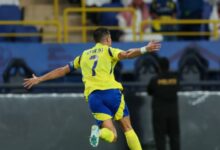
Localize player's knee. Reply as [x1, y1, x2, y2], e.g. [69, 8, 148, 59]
[119, 116, 133, 132]
[124, 126, 133, 131]
[122, 124, 133, 132]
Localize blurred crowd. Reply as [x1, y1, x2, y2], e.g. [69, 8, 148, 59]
[0, 0, 220, 42]
[84, 0, 220, 42]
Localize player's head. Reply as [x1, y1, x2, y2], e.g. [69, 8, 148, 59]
[159, 57, 169, 73]
[93, 27, 112, 46]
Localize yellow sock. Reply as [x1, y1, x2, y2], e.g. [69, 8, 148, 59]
[99, 128, 115, 143]
[125, 129, 142, 150]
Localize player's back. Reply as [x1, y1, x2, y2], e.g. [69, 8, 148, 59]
[79, 43, 123, 98]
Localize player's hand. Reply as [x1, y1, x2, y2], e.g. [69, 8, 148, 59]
[23, 74, 41, 89]
[146, 40, 161, 53]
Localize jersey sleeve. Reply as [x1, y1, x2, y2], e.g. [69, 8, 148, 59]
[108, 47, 123, 61]
[68, 55, 81, 72]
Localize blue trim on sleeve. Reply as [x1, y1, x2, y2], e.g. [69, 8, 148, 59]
[68, 62, 75, 73]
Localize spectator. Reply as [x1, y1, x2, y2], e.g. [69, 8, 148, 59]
[150, 0, 177, 41]
[200, 0, 213, 40]
[147, 57, 180, 150]
[209, 0, 220, 40]
[117, 0, 162, 41]
[85, 0, 112, 25]
[85, 0, 123, 41]
[178, 0, 205, 41]
[99, 1, 123, 41]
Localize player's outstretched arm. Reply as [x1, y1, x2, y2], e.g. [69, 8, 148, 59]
[23, 65, 70, 89]
[118, 40, 161, 60]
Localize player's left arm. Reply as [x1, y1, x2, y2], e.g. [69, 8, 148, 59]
[23, 65, 70, 89]
[118, 41, 161, 60]
[23, 55, 81, 89]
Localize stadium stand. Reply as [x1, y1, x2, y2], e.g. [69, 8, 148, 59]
[178, 47, 209, 82]
[3, 58, 33, 84]
[0, 5, 22, 20]
[14, 25, 41, 42]
[99, 2, 123, 41]
[135, 53, 160, 84]
[2, 58, 33, 93]
[0, 5, 22, 42]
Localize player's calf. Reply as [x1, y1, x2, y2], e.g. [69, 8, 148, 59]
[100, 128, 117, 143]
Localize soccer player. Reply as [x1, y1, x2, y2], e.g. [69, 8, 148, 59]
[23, 27, 161, 150]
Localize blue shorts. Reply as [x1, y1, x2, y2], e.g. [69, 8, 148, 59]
[88, 89, 129, 126]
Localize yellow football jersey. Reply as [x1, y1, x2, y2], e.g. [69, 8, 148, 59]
[69, 43, 123, 100]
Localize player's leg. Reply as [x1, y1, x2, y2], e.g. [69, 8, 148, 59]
[99, 119, 117, 142]
[89, 119, 117, 147]
[88, 90, 118, 147]
[112, 91, 142, 150]
[119, 116, 142, 150]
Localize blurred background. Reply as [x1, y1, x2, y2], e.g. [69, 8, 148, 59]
[0, 0, 220, 150]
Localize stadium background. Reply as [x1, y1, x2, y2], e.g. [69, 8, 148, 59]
[0, 0, 220, 150]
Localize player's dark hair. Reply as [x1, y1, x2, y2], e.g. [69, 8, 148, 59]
[93, 27, 110, 43]
[159, 57, 169, 72]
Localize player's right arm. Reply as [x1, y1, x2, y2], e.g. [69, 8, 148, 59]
[118, 40, 161, 60]
[23, 65, 70, 89]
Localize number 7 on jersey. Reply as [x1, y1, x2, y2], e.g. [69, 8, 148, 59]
[90, 55, 99, 76]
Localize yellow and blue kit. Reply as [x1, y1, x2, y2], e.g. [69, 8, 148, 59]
[68, 43, 129, 125]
